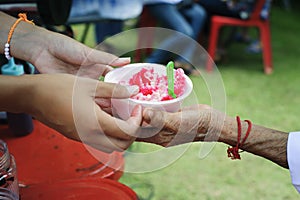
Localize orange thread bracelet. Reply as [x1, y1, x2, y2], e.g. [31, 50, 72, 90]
[227, 116, 252, 160]
[4, 13, 34, 60]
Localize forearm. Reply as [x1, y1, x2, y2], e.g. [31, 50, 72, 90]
[0, 75, 35, 114]
[0, 11, 50, 63]
[215, 115, 288, 168]
[141, 106, 289, 168]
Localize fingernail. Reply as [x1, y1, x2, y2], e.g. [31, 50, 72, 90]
[116, 57, 131, 63]
[126, 85, 139, 95]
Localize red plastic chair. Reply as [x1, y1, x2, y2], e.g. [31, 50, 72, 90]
[207, 0, 273, 74]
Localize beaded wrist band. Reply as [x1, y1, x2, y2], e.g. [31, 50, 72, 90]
[4, 13, 34, 60]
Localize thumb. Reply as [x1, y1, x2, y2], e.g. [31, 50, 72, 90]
[127, 105, 143, 133]
[142, 108, 180, 139]
[96, 82, 139, 98]
[143, 108, 168, 129]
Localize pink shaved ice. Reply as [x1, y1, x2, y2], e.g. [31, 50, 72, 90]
[120, 66, 186, 101]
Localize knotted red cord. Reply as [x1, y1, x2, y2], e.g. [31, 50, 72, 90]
[227, 116, 252, 160]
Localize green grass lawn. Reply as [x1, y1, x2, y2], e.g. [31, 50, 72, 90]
[72, 5, 300, 200]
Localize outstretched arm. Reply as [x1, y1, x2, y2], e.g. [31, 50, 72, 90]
[0, 11, 129, 79]
[140, 105, 300, 192]
[139, 105, 288, 168]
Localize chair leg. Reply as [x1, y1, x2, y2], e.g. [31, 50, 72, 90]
[80, 23, 91, 44]
[206, 21, 221, 72]
[259, 22, 273, 74]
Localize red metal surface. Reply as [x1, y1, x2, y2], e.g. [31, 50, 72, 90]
[20, 177, 138, 200]
[0, 120, 125, 186]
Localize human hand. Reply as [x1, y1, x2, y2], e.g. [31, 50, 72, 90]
[25, 74, 142, 153]
[137, 104, 213, 147]
[13, 25, 129, 79]
[138, 103, 290, 169]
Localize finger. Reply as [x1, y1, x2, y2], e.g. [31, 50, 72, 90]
[94, 98, 111, 108]
[125, 105, 143, 136]
[89, 106, 142, 152]
[97, 105, 142, 140]
[143, 108, 168, 127]
[96, 82, 139, 98]
[99, 65, 113, 76]
[127, 105, 143, 126]
[136, 127, 175, 147]
[137, 127, 195, 148]
[83, 63, 113, 77]
[84, 134, 135, 153]
[142, 108, 176, 138]
[101, 137, 135, 152]
[110, 57, 131, 67]
[136, 125, 167, 140]
[88, 49, 130, 67]
[101, 107, 112, 115]
[95, 98, 112, 114]
[143, 108, 190, 133]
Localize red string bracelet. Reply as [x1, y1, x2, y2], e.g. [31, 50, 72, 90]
[227, 116, 252, 160]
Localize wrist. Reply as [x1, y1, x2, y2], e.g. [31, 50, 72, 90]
[0, 75, 36, 114]
[195, 108, 229, 142]
[0, 12, 45, 62]
[219, 116, 251, 147]
[10, 23, 49, 63]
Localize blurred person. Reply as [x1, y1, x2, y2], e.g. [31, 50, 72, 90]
[93, 0, 143, 52]
[143, 0, 207, 76]
[95, 20, 123, 53]
[197, 0, 272, 60]
[69, 0, 143, 53]
[138, 105, 300, 193]
[0, 11, 142, 153]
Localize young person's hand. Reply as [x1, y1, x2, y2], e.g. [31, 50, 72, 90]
[1, 74, 142, 153]
[16, 25, 130, 79]
[0, 12, 130, 79]
[32, 74, 142, 152]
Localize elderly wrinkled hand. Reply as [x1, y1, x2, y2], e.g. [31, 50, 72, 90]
[137, 104, 212, 147]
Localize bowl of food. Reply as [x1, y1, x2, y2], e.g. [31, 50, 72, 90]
[104, 63, 193, 120]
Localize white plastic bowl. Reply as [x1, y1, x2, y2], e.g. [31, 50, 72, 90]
[104, 63, 193, 120]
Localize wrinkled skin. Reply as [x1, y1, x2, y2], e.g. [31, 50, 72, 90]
[138, 105, 212, 146]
